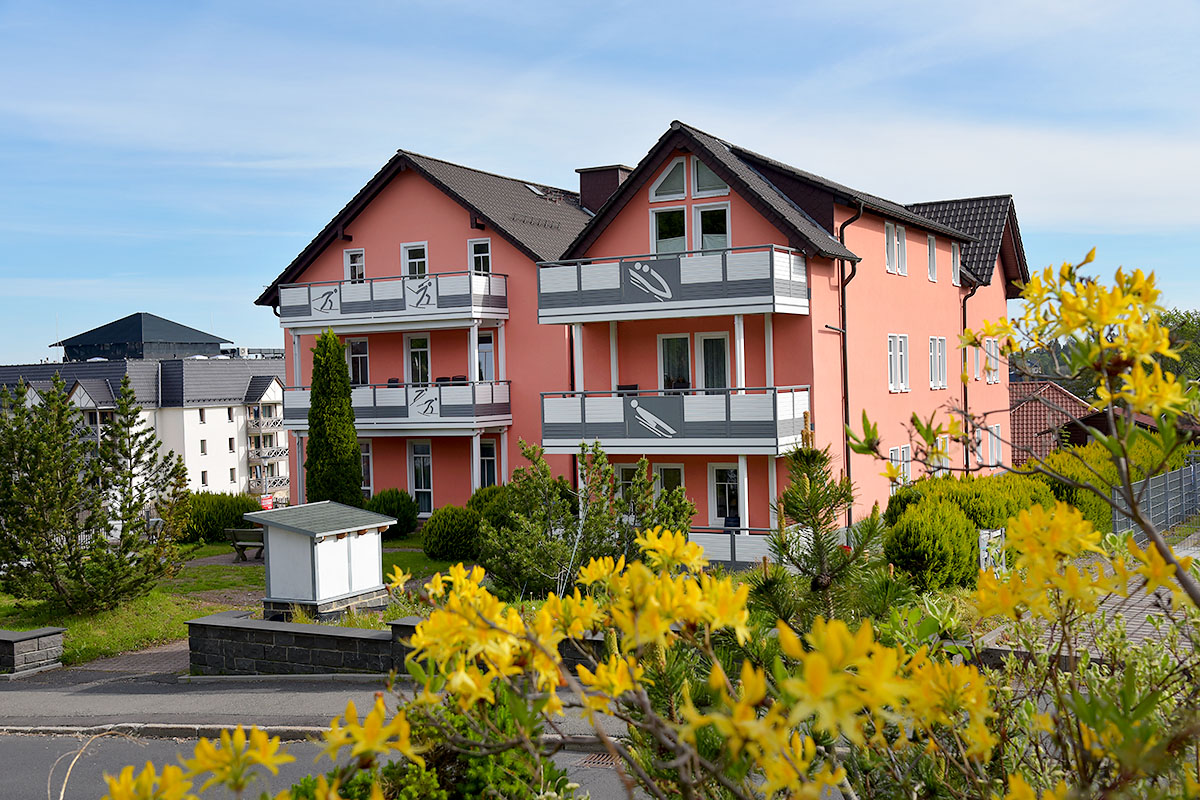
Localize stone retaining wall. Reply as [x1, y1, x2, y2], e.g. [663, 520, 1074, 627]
[0, 627, 65, 679]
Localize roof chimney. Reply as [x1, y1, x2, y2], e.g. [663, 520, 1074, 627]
[576, 165, 633, 214]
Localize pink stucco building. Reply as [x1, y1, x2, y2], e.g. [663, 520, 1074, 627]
[256, 121, 1027, 528]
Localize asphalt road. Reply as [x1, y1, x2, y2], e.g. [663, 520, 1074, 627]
[0, 733, 635, 800]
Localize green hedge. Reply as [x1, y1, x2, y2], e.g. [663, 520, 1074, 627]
[885, 497, 977, 591]
[422, 504, 482, 562]
[884, 473, 1056, 531]
[182, 492, 262, 543]
[364, 488, 419, 539]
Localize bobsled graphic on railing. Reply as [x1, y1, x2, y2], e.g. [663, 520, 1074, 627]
[630, 399, 677, 438]
[627, 262, 673, 302]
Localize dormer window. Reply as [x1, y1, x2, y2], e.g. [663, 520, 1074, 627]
[693, 159, 729, 198]
[649, 157, 686, 202]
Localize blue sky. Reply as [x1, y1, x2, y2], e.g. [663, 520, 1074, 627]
[1, 0, 1198, 363]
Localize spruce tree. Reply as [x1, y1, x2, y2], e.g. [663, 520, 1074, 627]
[305, 329, 363, 506]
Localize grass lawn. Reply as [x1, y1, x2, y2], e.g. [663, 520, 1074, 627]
[382, 549, 456, 581]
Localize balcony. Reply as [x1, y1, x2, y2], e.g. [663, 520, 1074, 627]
[284, 381, 512, 433]
[249, 475, 290, 494]
[278, 271, 508, 333]
[541, 385, 812, 456]
[537, 244, 808, 325]
[247, 416, 283, 433]
[248, 446, 289, 464]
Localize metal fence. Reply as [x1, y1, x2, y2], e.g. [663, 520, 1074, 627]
[1111, 453, 1200, 540]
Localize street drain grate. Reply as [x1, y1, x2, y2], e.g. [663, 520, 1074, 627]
[579, 752, 620, 768]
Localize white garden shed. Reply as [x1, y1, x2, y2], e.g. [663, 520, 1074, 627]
[243, 501, 396, 621]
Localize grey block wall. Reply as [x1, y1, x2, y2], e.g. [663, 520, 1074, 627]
[0, 627, 65, 678]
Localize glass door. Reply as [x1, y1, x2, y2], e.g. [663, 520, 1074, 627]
[696, 333, 729, 394]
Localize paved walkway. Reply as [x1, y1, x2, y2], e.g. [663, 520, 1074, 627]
[73, 640, 189, 674]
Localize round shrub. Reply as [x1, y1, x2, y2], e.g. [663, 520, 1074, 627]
[885, 497, 977, 591]
[466, 484, 512, 531]
[422, 504, 482, 562]
[364, 488, 419, 539]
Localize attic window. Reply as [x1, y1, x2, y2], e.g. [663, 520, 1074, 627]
[693, 159, 728, 197]
[650, 158, 686, 202]
[525, 183, 545, 196]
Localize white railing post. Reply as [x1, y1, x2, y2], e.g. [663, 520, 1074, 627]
[734, 314, 746, 396]
[737, 453, 749, 535]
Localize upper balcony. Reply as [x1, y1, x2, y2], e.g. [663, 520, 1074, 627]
[249, 446, 289, 464]
[278, 271, 508, 334]
[537, 244, 808, 325]
[246, 416, 284, 433]
[541, 385, 811, 456]
[283, 380, 512, 433]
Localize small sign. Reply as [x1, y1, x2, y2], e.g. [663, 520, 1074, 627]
[260, 495, 274, 511]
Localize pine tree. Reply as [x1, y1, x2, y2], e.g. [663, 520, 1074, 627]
[305, 329, 363, 506]
[0, 376, 106, 612]
[89, 375, 190, 608]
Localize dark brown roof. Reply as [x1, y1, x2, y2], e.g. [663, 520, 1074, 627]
[563, 121, 860, 262]
[256, 151, 591, 306]
[906, 195, 1030, 291]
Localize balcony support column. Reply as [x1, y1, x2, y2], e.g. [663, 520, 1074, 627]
[296, 435, 306, 504]
[500, 428, 510, 485]
[609, 321, 618, 392]
[764, 313, 774, 387]
[471, 432, 481, 492]
[497, 321, 507, 381]
[469, 323, 480, 384]
[737, 453, 749, 535]
[768, 455, 778, 529]
[734, 314, 746, 395]
[572, 323, 584, 391]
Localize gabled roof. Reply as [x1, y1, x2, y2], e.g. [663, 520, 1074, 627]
[51, 312, 228, 347]
[256, 150, 591, 307]
[564, 121, 859, 262]
[905, 195, 1030, 292]
[243, 374, 280, 403]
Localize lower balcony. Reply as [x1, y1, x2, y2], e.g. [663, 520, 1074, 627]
[541, 385, 811, 456]
[249, 475, 290, 494]
[249, 446, 289, 464]
[284, 381, 512, 433]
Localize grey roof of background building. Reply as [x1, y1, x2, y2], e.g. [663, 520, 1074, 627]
[256, 150, 592, 306]
[243, 501, 397, 537]
[51, 312, 229, 347]
[905, 195, 1029, 285]
[243, 374, 280, 403]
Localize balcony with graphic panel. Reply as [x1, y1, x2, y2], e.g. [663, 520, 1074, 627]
[540, 385, 811, 456]
[277, 271, 507, 333]
[536, 244, 808, 325]
[283, 380, 512, 433]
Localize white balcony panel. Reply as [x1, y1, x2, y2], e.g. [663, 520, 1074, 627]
[584, 396, 623, 423]
[581, 262, 620, 291]
[475, 383, 494, 404]
[439, 274, 469, 296]
[691, 532, 731, 561]
[470, 274, 491, 294]
[730, 394, 773, 421]
[375, 387, 407, 407]
[776, 391, 795, 421]
[540, 266, 578, 294]
[684, 394, 727, 422]
[544, 397, 581, 424]
[289, 390, 311, 409]
[738, 536, 774, 561]
[488, 275, 507, 296]
[341, 282, 371, 302]
[727, 250, 770, 280]
[280, 286, 309, 306]
[494, 382, 510, 403]
[374, 279, 405, 300]
[441, 386, 472, 406]
[680, 254, 723, 283]
[351, 387, 374, 407]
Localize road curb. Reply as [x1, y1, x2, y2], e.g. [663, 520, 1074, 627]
[177, 672, 397, 685]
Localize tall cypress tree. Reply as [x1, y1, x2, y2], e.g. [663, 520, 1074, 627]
[305, 329, 363, 506]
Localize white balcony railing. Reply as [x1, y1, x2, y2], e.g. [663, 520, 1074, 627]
[284, 380, 512, 431]
[248, 446, 289, 463]
[247, 416, 283, 432]
[537, 243, 808, 324]
[249, 475, 290, 493]
[278, 271, 508, 328]
[541, 385, 811, 456]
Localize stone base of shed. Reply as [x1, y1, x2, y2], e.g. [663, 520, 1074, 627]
[263, 587, 391, 622]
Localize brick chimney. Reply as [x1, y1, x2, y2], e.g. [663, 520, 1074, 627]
[576, 165, 633, 214]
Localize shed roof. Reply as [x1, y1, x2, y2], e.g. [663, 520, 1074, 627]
[243, 501, 397, 537]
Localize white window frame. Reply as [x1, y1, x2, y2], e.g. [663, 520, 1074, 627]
[404, 333, 431, 385]
[888, 333, 909, 393]
[468, 238, 491, 274]
[927, 234, 937, 282]
[657, 333, 692, 392]
[344, 248, 366, 282]
[694, 331, 730, 392]
[653, 463, 685, 499]
[928, 336, 948, 390]
[691, 156, 729, 199]
[480, 439, 497, 488]
[198, 408, 206, 424]
[885, 223, 907, 275]
[360, 440, 373, 498]
[649, 205, 688, 255]
[951, 242, 961, 287]
[227, 407, 234, 422]
[985, 338, 1001, 384]
[707, 462, 740, 527]
[974, 346, 982, 381]
[933, 434, 952, 476]
[346, 338, 369, 387]
[200, 470, 208, 487]
[989, 425, 1002, 468]
[229, 467, 236, 484]
[199, 439, 207, 455]
[649, 156, 687, 202]
[692, 201, 731, 252]
[228, 437, 235, 453]
[477, 331, 495, 382]
[409, 440, 433, 516]
[887, 446, 911, 494]
[896, 225, 907, 275]
[401, 242, 428, 278]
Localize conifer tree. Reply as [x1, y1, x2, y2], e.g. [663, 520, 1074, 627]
[305, 329, 363, 506]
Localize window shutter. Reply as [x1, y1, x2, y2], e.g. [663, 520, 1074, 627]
[885, 222, 895, 273]
[929, 337, 936, 389]
[928, 235, 937, 281]
[897, 226, 907, 275]
[899, 335, 909, 391]
[888, 335, 897, 391]
[951, 243, 961, 286]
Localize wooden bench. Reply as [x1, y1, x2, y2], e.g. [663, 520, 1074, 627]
[225, 528, 264, 562]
